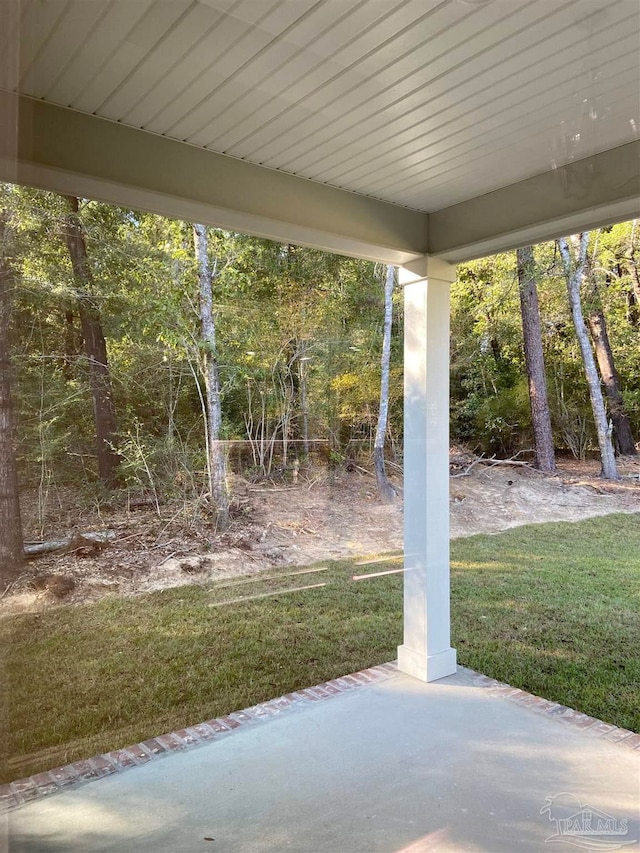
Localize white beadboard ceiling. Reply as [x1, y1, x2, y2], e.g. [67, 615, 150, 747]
[6, 0, 640, 214]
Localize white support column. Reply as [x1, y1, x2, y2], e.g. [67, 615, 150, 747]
[397, 257, 457, 682]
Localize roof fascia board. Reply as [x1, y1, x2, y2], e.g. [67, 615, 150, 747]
[2, 94, 638, 265]
[0, 92, 428, 265]
[429, 142, 640, 262]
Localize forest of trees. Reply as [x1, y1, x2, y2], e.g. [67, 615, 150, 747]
[452, 225, 639, 465]
[0, 184, 638, 584]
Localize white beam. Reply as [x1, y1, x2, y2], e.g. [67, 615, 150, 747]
[1, 94, 636, 265]
[397, 258, 457, 683]
[429, 142, 640, 262]
[0, 93, 428, 266]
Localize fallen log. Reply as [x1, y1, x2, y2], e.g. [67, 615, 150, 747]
[24, 530, 116, 558]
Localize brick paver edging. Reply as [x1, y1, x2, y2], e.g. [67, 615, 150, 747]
[2, 662, 638, 812]
[0, 663, 398, 813]
[470, 669, 640, 749]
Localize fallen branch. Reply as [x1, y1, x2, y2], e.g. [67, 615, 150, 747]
[353, 464, 374, 477]
[24, 530, 116, 558]
[248, 486, 297, 493]
[451, 455, 490, 478]
[485, 459, 536, 469]
[451, 450, 536, 478]
[126, 498, 163, 510]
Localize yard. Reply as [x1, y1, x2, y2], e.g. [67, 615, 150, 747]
[2, 512, 639, 785]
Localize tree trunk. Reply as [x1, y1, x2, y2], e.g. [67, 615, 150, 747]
[586, 305, 636, 456]
[630, 263, 640, 314]
[374, 265, 397, 503]
[61, 308, 76, 381]
[298, 342, 310, 459]
[629, 221, 640, 300]
[558, 234, 618, 479]
[0, 215, 25, 585]
[62, 196, 119, 486]
[193, 223, 229, 527]
[516, 245, 555, 472]
[624, 220, 640, 327]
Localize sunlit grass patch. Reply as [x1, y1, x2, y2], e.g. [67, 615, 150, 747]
[1, 557, 403, 782]
[451, 513, 640, 732]
[2, 514, 639, 783]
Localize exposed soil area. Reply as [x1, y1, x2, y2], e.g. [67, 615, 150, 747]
[3, 453, 638, 616]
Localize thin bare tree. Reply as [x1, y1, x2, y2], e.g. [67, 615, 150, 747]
[584, 236, 636, 455]
[297, 340, 311, 460]
[558, 233, 618, 480]
[193, 223, 229, 527]
[374, 264, 397, 502]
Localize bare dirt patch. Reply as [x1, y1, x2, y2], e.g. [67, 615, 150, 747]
[3, 454, 638, 615]
[450, 451, 640, 536]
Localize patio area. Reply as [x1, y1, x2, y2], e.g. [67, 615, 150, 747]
[2, 0, 639, 699]
[1, 5, 639, 851]
[3, 665, 639, 853]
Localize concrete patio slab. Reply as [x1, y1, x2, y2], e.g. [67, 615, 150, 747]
[3, 667, 639, 853]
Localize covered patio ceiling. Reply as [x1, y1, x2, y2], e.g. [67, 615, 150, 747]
[1, 0, 639, 264]
[0, 0, 639, 687]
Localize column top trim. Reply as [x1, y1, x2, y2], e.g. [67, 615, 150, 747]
[399, 256, 457, 284]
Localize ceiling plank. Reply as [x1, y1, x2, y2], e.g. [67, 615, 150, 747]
[351, 46, 640, 197]
[45, 0, 157, 107]
[311, 9, 639, 188]
[276, 0, 625, 177]
[157, 0, 320, 140]
[72, 0, 193, 114]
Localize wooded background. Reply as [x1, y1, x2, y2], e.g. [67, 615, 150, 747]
[1, 184, 638, 578]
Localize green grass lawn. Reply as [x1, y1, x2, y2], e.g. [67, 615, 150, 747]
[1, 513, 639, 783]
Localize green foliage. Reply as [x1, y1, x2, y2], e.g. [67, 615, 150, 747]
[3, 185, 401, 495]
[451, 253, 527, 453]
[453, 227, 640, 455]
[4, 179, 638, 492]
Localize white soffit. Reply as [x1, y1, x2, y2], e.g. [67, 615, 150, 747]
[5, 0, 639, 214]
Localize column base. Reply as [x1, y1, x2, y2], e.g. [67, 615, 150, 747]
[397, 644, 457, 683]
